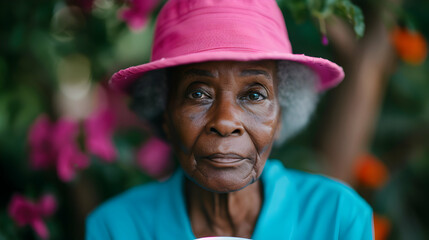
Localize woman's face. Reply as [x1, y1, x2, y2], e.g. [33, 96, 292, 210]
[164, 61, 281, 193]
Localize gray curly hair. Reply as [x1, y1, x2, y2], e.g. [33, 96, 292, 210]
[129, 61, 319, 145]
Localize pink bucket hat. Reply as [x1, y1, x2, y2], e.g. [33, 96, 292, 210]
[110, 0, 344, 92]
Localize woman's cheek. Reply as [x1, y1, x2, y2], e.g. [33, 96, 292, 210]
[246, 104, 280, 151]
[246, 101, 279, 126]
[172, 107, 206, 150]
[244, 99, 277, 118]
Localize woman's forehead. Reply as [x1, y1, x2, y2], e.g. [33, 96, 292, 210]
[174, 60, 277, 76]
[169, 60, 278, 85]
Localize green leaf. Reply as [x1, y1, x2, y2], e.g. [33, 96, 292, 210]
[305, 0, 365, 38]
[306, 0, 323, 12]
[333, 1, 365, 37]
[279, 0, 365, 38]
[278, 0, 309, 23]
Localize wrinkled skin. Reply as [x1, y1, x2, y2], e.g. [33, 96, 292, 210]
[163, 60, 281, 193]
[163, 60, 282, 237]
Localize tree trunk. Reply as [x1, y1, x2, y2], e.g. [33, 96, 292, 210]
[316, 9, 396, 184]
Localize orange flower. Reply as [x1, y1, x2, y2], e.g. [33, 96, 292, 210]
[373, 214, 391, 240]
[391, 26, 427, 65]
[354, 153, 389, 189]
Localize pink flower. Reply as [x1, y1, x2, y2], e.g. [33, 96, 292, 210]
[38, 194, 57, 217]
[51, 118, 90, 181]
[51, 119, 79, 150]
[28, 115, 90, 182]
[82, 83, 149, 162]
[8, 193, 57, 240]
[57, 143, 90, 182]
[137, 137, 173, 179]
[97, 82, 147, 129]
[322, 35, 329, 46]
[119, 0, 160, 31]
[28, 115, 56, 170]
[84, 109, 117, 162]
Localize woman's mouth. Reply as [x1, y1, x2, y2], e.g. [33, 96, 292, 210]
[200, 153, 248, 167]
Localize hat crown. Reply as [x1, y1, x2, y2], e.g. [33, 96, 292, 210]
[151, 0, 292, 61]
[110, 0, 344, 93]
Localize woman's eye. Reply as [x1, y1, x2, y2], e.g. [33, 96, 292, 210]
[188, 90, 208, 99]
[192, 91, 203, 98]
[247, 92, 265, 101]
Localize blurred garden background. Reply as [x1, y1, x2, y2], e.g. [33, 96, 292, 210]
[0, 0, 428, 239]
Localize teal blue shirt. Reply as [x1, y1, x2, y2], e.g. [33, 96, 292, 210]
[86, 160, 374, 239]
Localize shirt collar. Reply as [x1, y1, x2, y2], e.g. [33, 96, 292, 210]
[155, 160, 298, 239]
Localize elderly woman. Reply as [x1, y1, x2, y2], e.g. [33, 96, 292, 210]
[86, 0, 373, 239]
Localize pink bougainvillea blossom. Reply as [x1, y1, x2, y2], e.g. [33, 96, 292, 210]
[82, 83, 149, 162]
[57, 143, 90, 182]
[8, 193, 57, 239]
[321, 35, 329, 46]
[84, 109, 117, 162]
[137, 137, 173, 179]
[37, 194, 57, 217]
[52, 118, 90, 181]
[50, 119, 79, 150]
[119, 0, 160, 31]
[28, 115, 89, 182]
[28, 115, 56, 170]
[96, 83, 145, 129]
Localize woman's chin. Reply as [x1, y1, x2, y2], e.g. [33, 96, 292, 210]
[189, 169, 255, 193]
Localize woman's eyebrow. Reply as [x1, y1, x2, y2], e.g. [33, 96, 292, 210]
[240, 69, 272, 79]
[183, 69, 215, 78]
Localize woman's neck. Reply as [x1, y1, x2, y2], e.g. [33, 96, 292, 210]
[185, 179, 263, 238]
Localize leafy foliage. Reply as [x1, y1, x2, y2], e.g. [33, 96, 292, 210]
[1, 0, 428, 239]
[278, 0, 365, 37]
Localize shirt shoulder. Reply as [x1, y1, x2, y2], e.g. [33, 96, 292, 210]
[288, 168, 371, 211]
[90, 181, 162, 217]
[288, 169, 373, 239]
[85, 180, 170, 240]
[266, 160, 369, 208]
[263, 160, 373, 239]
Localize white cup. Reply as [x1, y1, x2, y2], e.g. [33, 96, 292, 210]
[195, 237, 251, 240]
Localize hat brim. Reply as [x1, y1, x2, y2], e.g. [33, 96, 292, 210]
[110, 51, 344, 92]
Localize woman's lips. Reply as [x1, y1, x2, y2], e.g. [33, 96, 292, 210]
[207, 153, 244, 162]
[199, 153, 248, 167]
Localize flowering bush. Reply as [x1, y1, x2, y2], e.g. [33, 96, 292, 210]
[119, 0, 161, 31]
[28, 116, 89, 182]
[84, 109, 117, 162]
[1, 0, 428, 239]
[355, 153, 389, 189]
[8, 194, 57, 239]
[391, 26, 427, 65]
[137, 137, 173, 179]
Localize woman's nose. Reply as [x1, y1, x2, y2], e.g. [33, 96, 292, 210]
[206, 99, 244, 137]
